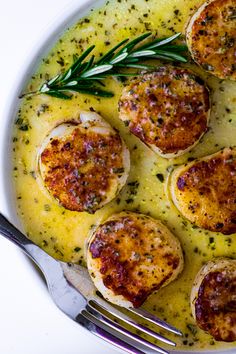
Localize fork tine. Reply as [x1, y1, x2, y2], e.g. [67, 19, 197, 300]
[128, 307, 182, 336]
[89, 298, 175, 346]
[82, 307, 169, 354]
[76, 313, 145, 354]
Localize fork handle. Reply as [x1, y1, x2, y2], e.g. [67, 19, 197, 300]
[0, 213, 31, 249]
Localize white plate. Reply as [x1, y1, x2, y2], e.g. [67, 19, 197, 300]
[0, 1, 116, 354]
[0, 1, 234, 353]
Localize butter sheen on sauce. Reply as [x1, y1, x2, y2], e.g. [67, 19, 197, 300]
[12, 0, 236, 350]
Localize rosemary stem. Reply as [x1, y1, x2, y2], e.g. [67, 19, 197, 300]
[19, 32, 188, 100]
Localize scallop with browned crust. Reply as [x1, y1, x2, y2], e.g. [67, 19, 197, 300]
[87, 211, 184, 308]
[170, 147, 236, 235]
[191, 258, 236, 341]
[38, 111, 130, 213]
[186, 0, 236, 80]
[118, 67, 210, 158]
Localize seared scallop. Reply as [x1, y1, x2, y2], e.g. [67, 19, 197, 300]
[38, 111, 130, 213]
[87, 211, 184, 308]
[170, 147, 236, 235]
[186, 0, 236, 80]
[191, 258, 236, 341]
[118, 66, 210, 158]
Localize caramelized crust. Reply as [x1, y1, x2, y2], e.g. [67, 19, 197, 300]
[39, 113, 129, 213]
[118, 66, 210, 158]
[87, 211, 183, 308]
[191, 259, 236, 341]
[170, 147, 236, 234]
[186, 0, 236, 80]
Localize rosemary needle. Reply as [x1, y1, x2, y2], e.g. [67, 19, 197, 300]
[20, 32, 188, 100]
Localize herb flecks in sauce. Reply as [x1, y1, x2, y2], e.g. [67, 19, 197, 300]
[13, 0, 236, 351]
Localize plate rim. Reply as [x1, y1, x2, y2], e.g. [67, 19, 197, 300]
[1, 0, 235, 353]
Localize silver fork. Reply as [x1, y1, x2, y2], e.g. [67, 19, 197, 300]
[0, 213, 182, 354]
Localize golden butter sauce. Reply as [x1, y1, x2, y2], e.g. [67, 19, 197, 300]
[12, 0, 236, 350]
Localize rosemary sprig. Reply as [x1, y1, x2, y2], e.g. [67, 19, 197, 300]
[21, 32, 188, 100]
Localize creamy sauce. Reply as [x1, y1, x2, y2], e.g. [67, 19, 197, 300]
[12, 0, 236, 350]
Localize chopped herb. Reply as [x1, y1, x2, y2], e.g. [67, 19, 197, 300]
[56, 57, 65, 66]
[41, 240, 48, 247]
[156, 173, 164, 182]
[187, 324, 198, 336]
[116, 197, 121, 205]
[113, 167, 125, 173]
[44, 204, 51, 212]
[225, 238, 232, 247]
[54, 247, 64, 257]
[128, 180, 140, 196]
[19, 124, 29, 131]
[74, 247, 81, 252]
[15, 118, 30, 131]
[208, 236, 216, 250]
[37, 104, 49, 116]
[30, 171, 36, 179]
[15, 117, 23, 125]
